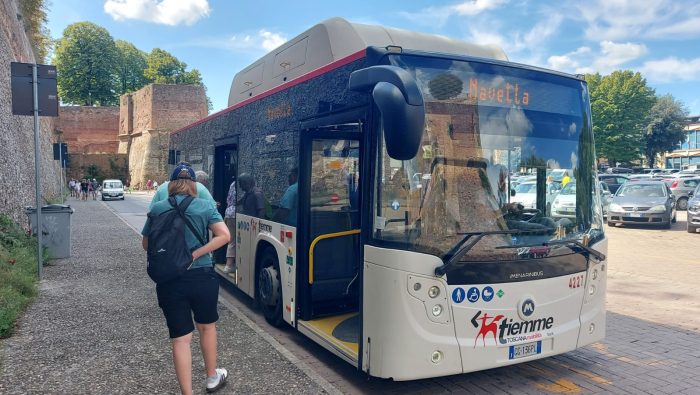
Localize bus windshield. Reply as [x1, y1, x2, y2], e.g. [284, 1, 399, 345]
[373, 54, 604, 261]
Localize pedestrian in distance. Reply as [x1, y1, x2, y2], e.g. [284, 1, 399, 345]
[80, 178, 89, 201]
[147, 179, 153, 192]
[91, 178, 99, 200]
[73, 180, 81, 199]
[141, 163, 231, 395]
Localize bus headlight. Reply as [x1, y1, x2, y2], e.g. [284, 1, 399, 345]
[588, 285, 596, 296]
[432, 304, 443, 316]
[428, 286, 440, 298]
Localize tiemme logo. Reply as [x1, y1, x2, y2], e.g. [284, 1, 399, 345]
[497, 317, 553, 344]
[472, 311, 554, 346]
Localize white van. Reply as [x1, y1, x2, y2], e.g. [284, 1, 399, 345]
[101, 179, 125, 200]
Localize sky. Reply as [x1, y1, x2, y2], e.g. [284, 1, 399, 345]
[47, 0, 700, 115]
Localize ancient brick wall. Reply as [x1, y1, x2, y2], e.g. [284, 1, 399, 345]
[0, 0, 62, 225]
[55, 106, 120, 154]
[66, 153, 128, 182]
[122, 84, 208, 188]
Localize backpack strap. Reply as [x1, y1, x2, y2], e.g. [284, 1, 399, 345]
[169, 196, 208, 247]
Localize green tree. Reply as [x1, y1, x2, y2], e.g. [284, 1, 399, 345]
[53, 22, 118, 106]
[645, 94, 688, 167]
[18, 0, 52, 62]
[586, 71, 656, 166]
[115, 40, 149, 95]
[144, 48, 202, 84]
[144, 48, 209, 111]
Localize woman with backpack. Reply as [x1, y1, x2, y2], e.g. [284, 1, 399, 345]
[141, 163, 231, 394]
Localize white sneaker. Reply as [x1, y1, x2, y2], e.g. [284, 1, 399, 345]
[206, 368, 228, 393]
[222, 265, 235, 273]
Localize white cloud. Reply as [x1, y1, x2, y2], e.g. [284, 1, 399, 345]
[592, 41, 647, 72]
[104, 0, 210, 26]
[177, 29, 288, 53]
[547, 47, 591, 70]
[400, 0, 508, 27]
[577, 0, 700, 40]
[259, 31, 287, 51]
[547, 41, 646, 75]
[638, 57, 700, 83]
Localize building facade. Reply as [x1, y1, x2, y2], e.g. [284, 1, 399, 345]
[665, 115, 700, 169]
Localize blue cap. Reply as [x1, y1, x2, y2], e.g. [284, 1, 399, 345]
[170, 162, 196, 181]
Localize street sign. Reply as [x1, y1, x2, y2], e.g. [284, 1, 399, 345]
[53, 143, 68, 167]
[10, 62, 59, 280]
[10, 62, 58, 117]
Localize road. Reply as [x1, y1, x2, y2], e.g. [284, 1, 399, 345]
[104, 194, 700, 394]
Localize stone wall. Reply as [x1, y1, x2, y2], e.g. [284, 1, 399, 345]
[56, 106, 120, 154]
[120, 84, 208, 188]
[0, 0, 62, 225]
[66, 153, 128, 181]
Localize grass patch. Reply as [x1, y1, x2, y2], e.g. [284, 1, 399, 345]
[0, 214, 45, 339]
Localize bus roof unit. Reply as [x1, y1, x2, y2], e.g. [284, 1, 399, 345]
[228, 17, 507, 107]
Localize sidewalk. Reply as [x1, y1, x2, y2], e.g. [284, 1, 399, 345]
[0, 199, 331, 394]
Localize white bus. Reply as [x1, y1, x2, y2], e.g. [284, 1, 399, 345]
[170, 18, 608, 380]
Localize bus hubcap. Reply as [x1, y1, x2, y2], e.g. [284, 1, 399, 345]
[260, 266, 280, 306]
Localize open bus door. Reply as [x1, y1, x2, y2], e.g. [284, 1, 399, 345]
[213, 139, 238, 269]
[297, 120, 364, 366]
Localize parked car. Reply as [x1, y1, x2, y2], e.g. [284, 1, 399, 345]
[511, 180, 559, 213]
[608, 181, 676, 228]
[550, 181, 612, 220]
[627, 174, 653, 181]
[606, 167, 634, 174]
[101, 179, 125, 200]
[669, 177, 700, 210]
[687, 185, 700, 233]
[598, 174, 628, 194]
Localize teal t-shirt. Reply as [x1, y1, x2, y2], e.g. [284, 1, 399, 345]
[279, 182, 298, 226]
[142, 195, 223, 269]
[150, 181, 215, 210]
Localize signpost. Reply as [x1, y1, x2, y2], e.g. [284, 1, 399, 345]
[11, 62, 59, 279]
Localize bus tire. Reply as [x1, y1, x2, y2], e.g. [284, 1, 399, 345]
[257, 247, 284, 327]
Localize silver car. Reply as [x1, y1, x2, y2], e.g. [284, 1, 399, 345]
[669, 177, 700, 210]
[608, 181, 677, 229]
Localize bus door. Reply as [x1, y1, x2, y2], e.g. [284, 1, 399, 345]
[297, 122, 363, 365]
[213, 140, 238, 279]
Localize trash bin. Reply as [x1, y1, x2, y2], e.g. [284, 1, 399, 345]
[25, 204, 74, 259]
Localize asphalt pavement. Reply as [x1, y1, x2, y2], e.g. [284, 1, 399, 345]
[0, 195, 334, 394]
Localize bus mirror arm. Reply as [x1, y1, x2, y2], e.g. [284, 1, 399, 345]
[349, 65, 425, 161]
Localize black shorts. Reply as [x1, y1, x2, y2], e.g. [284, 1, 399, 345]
[156, 267, 220, 338]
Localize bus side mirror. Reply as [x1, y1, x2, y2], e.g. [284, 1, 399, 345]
[349, 65, 425, 160]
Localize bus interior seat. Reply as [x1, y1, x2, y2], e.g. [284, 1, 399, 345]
[310, 210, 360, 304]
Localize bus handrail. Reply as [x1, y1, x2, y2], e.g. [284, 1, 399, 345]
[308, 229, 361, 284]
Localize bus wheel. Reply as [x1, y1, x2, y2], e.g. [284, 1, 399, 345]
[257, 248, 283, 327]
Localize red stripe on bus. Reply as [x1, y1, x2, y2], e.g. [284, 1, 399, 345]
[171, 49, 367, 136]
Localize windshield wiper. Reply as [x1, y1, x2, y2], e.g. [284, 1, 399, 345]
[435, 229, 548, 276]
[495, 239, 606, 262]
[541, 239, 606, 262]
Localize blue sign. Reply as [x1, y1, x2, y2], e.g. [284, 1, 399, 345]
[482, 286, 494, 302]
[391, 200, 401, 210]
[452, 287, 465, 303]
[467, 287, 480, 303]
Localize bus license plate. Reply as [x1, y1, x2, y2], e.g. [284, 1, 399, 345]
[509, 341, 542, 360]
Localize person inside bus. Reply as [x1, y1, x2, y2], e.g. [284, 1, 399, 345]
[238, 173, 266, 218]
[273, 167, 298, 226]
[223, 175, 237, 273]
